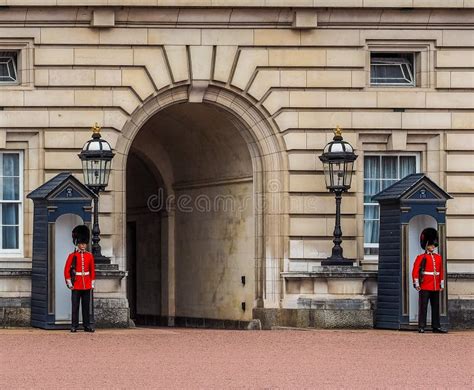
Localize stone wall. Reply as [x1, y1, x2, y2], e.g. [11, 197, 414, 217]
[175, 182, 254, 321]
[0, 3, 472, 327]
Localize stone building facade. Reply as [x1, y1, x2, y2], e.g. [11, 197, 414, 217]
[0, 1, 472, 328]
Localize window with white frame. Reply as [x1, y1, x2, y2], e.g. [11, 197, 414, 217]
[364, 154, 419, 257]
[0, 51, 19, 84]
[370, 52, 415, 87]
[0, 152, 22, 253]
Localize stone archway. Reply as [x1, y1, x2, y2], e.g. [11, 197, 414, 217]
[114, 86, 288, 325]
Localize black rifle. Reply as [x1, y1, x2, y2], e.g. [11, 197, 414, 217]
[70, 250, 78, 286]
[419, 256, 427, 285]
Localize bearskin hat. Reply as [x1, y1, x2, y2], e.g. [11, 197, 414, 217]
[420, 227, 439, 249]
[72, 225, 90, 245]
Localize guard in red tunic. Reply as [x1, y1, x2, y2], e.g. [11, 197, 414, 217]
[412, 227, 447, 333]
[64, 225, 96, 333]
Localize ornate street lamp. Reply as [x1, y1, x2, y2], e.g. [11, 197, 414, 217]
[78, 123, 115, 264]
[319, 126, 358, 266]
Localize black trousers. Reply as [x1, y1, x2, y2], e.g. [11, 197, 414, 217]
[418, 290, 440, 329]
[71, 289, 92, 328]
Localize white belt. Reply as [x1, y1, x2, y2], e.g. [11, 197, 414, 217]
[75, 272, 90, 276]
[423, 271, 439, 276]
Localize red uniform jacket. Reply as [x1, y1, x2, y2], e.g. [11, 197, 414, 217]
[412, 252, 444, 291]
[64, 250, 96, 290]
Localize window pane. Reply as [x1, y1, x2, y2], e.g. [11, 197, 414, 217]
[381, 179, 398, 191]
[1, 177, 19, 200]
[0, 52, 18, 83]
[364, 153, 419, 256]
[3, 154, 19, 176]
[364, 205, 380, 246]
[371, 64, 404, 82]
[400, 156, 416, 178]
[364, 204, 379, 220]
[403, 63, 415, 84]
[364, 180, 380, 202]
[2, 226, 18, 249]
[2, 204, 18, 225]
[364, 247, 379, 256]
[382, 156, 398, 179]
[364, 220, 379, 244]
[0, 152, 21, 251]
[370, 53, 415, 86]
[364, 156, 380, 179]
[371, 63, 413, 85]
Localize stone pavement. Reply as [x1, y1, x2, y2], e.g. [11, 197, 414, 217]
[0, 327, 472, 389]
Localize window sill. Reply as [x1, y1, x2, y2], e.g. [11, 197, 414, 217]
[0, 84, 34, 91]
[364, 86, 435, 93]
[362, 256, 379, 263]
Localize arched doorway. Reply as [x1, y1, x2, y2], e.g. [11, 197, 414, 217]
[126, 101, 257, 326]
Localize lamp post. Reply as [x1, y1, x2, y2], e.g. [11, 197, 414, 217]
[319, 126, 358, 266]
[78, 123, 115, 264]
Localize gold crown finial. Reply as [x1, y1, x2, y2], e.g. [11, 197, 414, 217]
[334, 125, 342, 137]
[92, 123, 101, 134]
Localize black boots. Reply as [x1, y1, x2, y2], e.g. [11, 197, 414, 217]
[418, 327, 448, 334]
[71, 327, 95, 333]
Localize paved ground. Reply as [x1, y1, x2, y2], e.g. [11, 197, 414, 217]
[0, 327, 472, 389]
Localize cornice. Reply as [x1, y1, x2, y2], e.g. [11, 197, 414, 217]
[0, 7, 472, 28]
[1, 0, 473, 8]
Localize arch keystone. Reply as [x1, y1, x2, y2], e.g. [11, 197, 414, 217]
[188, 80, 209, 103]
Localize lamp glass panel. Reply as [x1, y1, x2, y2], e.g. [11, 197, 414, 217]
[102, 159, 108, 186]
[82, 160, 89, 186]
[104, 160, 109, 186]
[98, 159, 105, 186]
[89, 160, 96, 186]
[87, 160, 93, 186]
[82, 160, 87, 185]
[91, 160, 97, 186]
[323, 161, 330, 188]
[88, 141, 101, 151]
[94, 159, 103, 186]
[330, 161, 345, 189]
[103, 160, 112, 186]
[344, 161, 354, 187]
[328, 163, 335, 187]
[86, 160, 94, 185]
